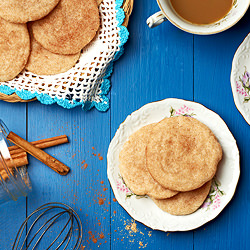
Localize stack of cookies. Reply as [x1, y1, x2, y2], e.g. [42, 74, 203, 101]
[119, 116, 223, 215]
[0, 0, 101, 81]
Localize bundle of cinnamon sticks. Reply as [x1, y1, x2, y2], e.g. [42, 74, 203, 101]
[0, 135, 69, 180]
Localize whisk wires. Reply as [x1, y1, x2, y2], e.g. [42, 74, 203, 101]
[12, 202, 83, 250]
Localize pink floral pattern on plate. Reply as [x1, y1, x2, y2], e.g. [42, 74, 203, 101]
[236, 67, 250, 103]
[117, 175, 147, 199]
[170, 105, 196, 117]
[116, 178, 130, 194]
[202, 178, 224, 210]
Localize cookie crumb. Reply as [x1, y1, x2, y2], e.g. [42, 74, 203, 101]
[131, 221, 138, 233]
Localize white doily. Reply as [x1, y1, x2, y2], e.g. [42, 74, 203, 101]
[0, 0, 129, 111]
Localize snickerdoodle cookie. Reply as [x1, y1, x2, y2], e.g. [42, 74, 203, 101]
[26, 32, 80, 75]
[0, 18, 30, 81]
[146, 116, 222, 192]
[0, 0, 60, 23]
[152, 180, 212, 215]
[119, 124, 178, 199]
[31, 0, 100, 55]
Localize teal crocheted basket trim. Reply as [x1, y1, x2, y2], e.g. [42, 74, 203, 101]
[0, 0, 129, 111]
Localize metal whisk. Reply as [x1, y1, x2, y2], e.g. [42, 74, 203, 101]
[0, 120, 11, 145]
[12, 202, 83, 250]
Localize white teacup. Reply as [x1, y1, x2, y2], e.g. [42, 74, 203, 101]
[147, 0, 250, 35]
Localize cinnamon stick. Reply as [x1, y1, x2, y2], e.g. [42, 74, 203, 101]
[0, 152, 28, 181]
[1, 135, 69, 180]
[0, 152, 28, 169]
[11, 152, 29, 167]
[7, 132, 70, 176]
[11, 151, 27, 159]
[0, 169, 9, 181]
[9, 135, 68, 155]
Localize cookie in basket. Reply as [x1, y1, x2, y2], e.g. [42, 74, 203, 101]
[97, 0, 104, 5]
[26, 32, 80, 75]
[0, 18, 30, 81]
[119, 124, 178, 199]
[0, 0, 60, 23]
[31, 0, 100, 55]
[146, 116, 222, 192]
[151, 180, 212, 215]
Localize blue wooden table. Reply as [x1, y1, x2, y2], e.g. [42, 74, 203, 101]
[1, 0, 250, 249]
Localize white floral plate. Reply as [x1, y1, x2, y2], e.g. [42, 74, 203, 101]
[107, 98, 240, 231]
[231, 33, 250, 125]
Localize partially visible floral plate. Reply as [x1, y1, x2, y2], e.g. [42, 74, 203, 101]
[231, 33, 250, 125]
[107, 98, 239, 231]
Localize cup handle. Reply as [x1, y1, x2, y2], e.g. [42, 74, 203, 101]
[147, 11, 167, 28]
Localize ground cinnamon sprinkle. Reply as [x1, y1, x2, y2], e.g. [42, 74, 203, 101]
[80, 245, 85, 250]
[87, 230, 106, 245]
[98, 198, 104, 205]
[99, 233, 105, 239]
[90, 147, 103, 160]
[97, 153, 103, 160]
[113, 198, 117, 202]
[77, 160, 110, 248]
[72, 153, 76, 158]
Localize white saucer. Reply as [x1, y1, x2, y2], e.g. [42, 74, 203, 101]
[231, 33, 250, 125]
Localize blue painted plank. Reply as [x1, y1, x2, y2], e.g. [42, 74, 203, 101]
[193, 13, 250, 250]
[0, 101, 27, 249]
[110, 0, 194, 249]
[27, 102, 111, 249]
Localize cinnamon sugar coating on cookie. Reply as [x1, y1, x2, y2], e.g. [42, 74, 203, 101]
[119, 124, 178, 199]
[152, 180, 212, 215]
[146, 116, 222, 192]
[31, 0, 100, 55]
[0, 0, 60, 23]
[0, 18, 30, 81]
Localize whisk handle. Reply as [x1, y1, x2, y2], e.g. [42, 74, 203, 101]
[7, 132, 70, 176]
